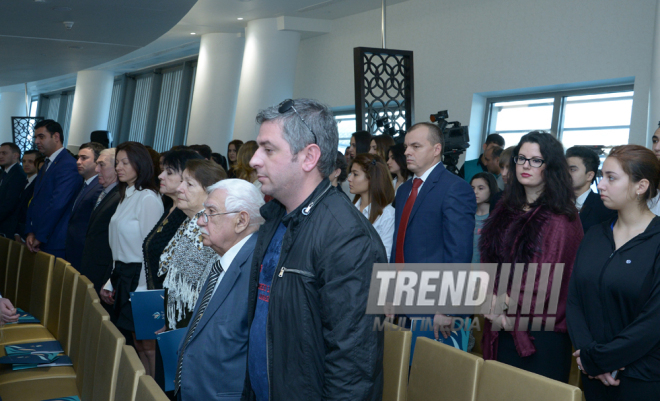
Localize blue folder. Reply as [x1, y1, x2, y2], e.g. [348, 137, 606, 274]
[5, 340, 63, 356]
[157, 328, 187, 392]
[409, 317, 472, 365]
[4, 308, 40, 324]
[41, 397, 80, 401]
[130, 289, 166, 340]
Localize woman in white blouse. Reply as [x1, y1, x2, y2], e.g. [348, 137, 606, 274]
[100, 141, 163, 378]
[348, 154, 396, 260]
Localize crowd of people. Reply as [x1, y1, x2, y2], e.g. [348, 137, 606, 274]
[0, 98, 658, 400]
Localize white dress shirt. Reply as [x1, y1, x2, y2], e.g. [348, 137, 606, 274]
[106, 186, 164, 291]
[355, 198, 395, 260]
[575, 189, 591, 212]
[25, 173, 37, 189]
[211, 233, 254, 297]
[413, 162, 441, 192]
[3, 163, 17, 174]
[45, 147, 65, 171]
[649, 193, 660, 216]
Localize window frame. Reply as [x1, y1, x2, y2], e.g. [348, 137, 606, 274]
[482, 84, 634, 148]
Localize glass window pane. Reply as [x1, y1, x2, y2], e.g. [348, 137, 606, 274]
[563, 93, 633, 129]
[561, 128, 629, 149]
[491, 98, 554, 132]
[336, 114, 356, 152]
[496, 132, 528, 148]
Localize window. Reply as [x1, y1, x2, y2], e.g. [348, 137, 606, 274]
[484, 85, 634, 150]
[335, 113, 356, 152]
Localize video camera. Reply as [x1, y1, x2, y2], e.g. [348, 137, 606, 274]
[430, 110, 470, 175]
[376, 115, 405, 143]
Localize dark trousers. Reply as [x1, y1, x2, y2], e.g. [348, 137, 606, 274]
[497, 330, 573, 383]
[582, 374, 660, 401]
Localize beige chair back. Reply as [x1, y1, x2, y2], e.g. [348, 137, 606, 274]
[91, 320, 125, 401]
[4, 241, 23, 303]
[408, 337, 483, 401]
[58, 265, 79, 354]
[69, 275, 96, 371]
[0, 236, 10, 292]
[78, 301, 110, 399]
[45, 258, 69, 335]
[113, 345, 145, 401]
[28, 251, 54, 326]
[475, 360, 582, 401]
[383, 322, 412, 401]
[15, 248, 37, 310]
[136, 375, 170, 401]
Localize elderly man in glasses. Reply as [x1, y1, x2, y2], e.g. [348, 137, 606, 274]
[243, 98, 386, 401]
[174, 178, 263, 401]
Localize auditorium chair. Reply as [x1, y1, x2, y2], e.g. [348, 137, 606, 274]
[382, 322, 411, 401]
[136, 375, 170, 401]
[475, 360, 582, 401]
[3, 241, 23, 302]
[113, 345, 146, 401]
[407, 337, 483, 401]
[0, 236, 10, 291]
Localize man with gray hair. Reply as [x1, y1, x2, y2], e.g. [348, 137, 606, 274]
[175, 178, 262, 401]
[243, 98, 385, 401]
[80, 148, 121, 292]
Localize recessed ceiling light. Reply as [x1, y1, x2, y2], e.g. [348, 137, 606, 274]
[190, 32, 197, 35]
[237, 18, 244, 20]
[34, 0, 47, 3]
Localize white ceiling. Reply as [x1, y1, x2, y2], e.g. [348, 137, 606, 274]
[19, 0, 407, 94]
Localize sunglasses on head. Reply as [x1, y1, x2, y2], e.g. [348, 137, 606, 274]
[278, 99, 317, 144]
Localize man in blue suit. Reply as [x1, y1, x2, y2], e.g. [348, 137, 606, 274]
[0, 143, 27, 238]
[65, 142, 105, 268]
[391, 122, 476, 336]
[25, 120, 82, 259]
[175, 178, 264, 401]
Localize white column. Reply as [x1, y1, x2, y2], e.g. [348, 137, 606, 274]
[186, 33, 245, 153]
[232, 18, 301, 142]
[67, 70, 114, 148]
[648, 0, 660, 145]
[0, 92, 27, 144]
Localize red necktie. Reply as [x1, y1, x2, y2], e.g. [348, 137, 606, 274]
[395, 178, 423, 263]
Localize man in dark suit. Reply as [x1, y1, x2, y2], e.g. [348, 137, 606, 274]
[25, 120, 82, 259]
[79, 148, 120, 292]
[566, 146, 616, 233]
[175, 179, 262, 401]
[391, 122, 476, 336]
[0, 143, 27, 238]
[65, 142, 105, 268]
[14, 150, 42, 241]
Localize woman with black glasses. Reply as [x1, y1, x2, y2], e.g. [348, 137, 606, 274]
[479, 131, 583, 382]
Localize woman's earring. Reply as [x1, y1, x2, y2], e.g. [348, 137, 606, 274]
[637, 192, 641, 201]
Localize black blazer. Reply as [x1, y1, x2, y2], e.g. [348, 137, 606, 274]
[15, 178, 36, 238]
[579, 190, 617, 234]
[0, 165, 27, 238]
[78, 186, 120, 292]
[65, 176, 103, 268]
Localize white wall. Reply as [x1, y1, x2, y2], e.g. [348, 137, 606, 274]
[293, 0, 656, 159]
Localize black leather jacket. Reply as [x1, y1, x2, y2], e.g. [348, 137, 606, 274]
[242, 179, 385, 401]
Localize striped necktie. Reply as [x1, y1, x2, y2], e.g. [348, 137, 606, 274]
[174, 260, 224, 394]
[94, 190, 107, 210]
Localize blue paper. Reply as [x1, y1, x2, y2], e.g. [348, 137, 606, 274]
[4, 308, 40, 324]
[41, 397, 80, 401]
[157, 328, 187, 392]
[130, 290, 166, 340]
[11, 355, 72, 370]
[5, 340, 63, 355]
[0, 353, 61, 365]
[409, 317, 471, 365]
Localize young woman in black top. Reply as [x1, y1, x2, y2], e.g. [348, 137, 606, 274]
[567, 145, 660, 399]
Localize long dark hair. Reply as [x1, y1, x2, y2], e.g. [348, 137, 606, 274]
[350, 154, 395, 223]
[503, 131, 577, 219]
[388, 143, 411, 181]
[352, 131, 372, 155]
[471, 172, 500, 203]
[116, 141, 159, 201]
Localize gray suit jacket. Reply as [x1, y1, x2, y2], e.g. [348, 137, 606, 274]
[178, 233, 257, 401]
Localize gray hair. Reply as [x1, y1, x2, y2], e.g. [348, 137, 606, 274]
[256, 98, 338, 178]
[99, 148, 116, 161]
[206, 178, 265, 226]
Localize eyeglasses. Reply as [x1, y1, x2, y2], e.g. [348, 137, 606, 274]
[201, 210, 239, 223]
[278, 99, 317, 144]
[513, 156, 545, 168]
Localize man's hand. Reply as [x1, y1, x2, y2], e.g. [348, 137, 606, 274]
[100, 289, 115, 305]
[155, 325, 166, 335]
[0, 298, 19, 324]
[573, 349, 624, 385]
[13, 234, 24, 243]
[25, 233, 41, 253]
[433, 314, 453, 340]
